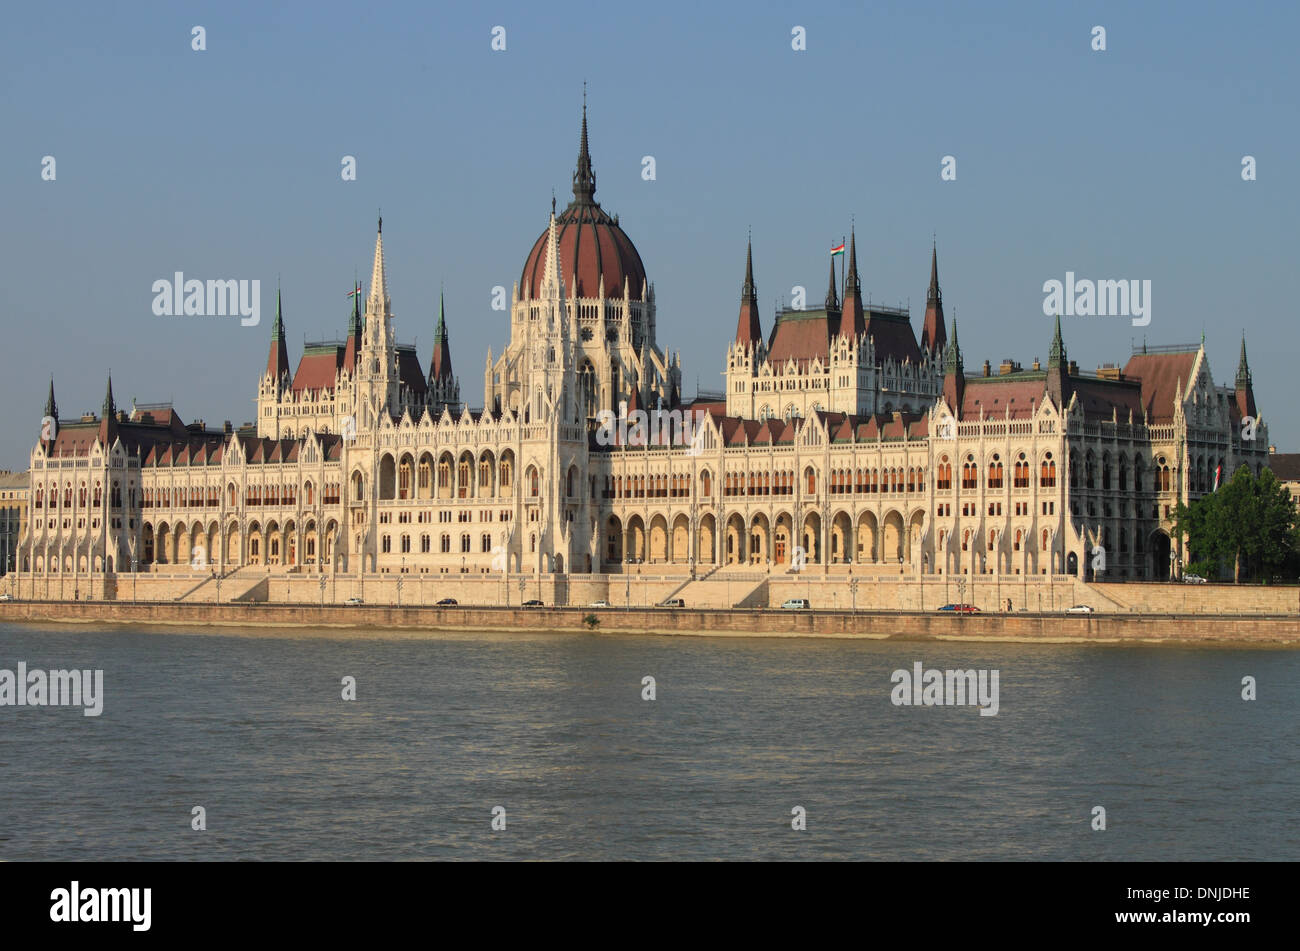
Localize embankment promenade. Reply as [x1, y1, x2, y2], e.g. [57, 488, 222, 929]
[2, 600, 1298, 647]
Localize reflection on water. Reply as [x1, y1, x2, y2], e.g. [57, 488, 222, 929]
[0, 623, 1296, 860]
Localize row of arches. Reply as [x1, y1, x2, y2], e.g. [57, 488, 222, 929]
[138, 518, 339, 568]
[376, 449, 517, 501]
[601, 509, 926, 567]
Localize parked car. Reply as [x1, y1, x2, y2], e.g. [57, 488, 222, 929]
[435, 598, 458, 606]
[589, 599, 611, 608]
[937, 603, 980, 613]
[781, 598, 811, 610]
[1066, 604, 1095, 614]
[522, 599, 544, 608]
[0, 593, 13, 602]
[344, 597, 363, 606]
[658, 598, 685, 608]
[1182, 573, 1208, 584]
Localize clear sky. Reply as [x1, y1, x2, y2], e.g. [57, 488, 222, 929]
[2, 0, 1296, 468]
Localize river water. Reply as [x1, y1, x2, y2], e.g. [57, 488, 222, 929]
[1, 622, 1295, 860]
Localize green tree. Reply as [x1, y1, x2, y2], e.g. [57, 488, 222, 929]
[1173, 466, 1298, 583]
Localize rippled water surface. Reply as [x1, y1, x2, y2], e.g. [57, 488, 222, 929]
[0, 622, 1295, 860]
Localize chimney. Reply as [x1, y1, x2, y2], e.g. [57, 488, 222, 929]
[1032, 358, 1041, 371]
[982, 359, 991, 377]
[223, 421, 233, 434]
[1067, 360, 1078, 376]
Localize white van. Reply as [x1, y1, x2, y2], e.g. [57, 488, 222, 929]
[781, 598, 811, 610]
[658, 598, 685, 608]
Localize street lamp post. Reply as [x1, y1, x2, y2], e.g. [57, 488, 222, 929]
[132, 557, 138, 604]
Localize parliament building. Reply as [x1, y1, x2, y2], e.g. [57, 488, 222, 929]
[14, 107, 1270, 599]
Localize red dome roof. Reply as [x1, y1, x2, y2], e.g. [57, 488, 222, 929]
[519, 104, 648, 301]
[520, 203, 647, 301]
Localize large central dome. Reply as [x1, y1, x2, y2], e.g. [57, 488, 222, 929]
[520, 107, 648, 301]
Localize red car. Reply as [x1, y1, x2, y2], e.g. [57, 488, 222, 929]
[937, 603, 980, 613]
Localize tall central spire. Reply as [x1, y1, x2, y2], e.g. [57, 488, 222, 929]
[369, 215, 390, 312]
[572, 91, 596, 206]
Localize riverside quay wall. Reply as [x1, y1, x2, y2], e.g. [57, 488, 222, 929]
[2, 600, 1299, 646]
[6, 568, 1300, 617]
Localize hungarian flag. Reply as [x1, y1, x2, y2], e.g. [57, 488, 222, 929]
[831, 243, 845, 257]
[1213, 464, 1222, 491]
[347, 284, 361, 298]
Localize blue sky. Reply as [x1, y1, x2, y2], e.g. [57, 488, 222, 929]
[2, 0, 1296, 467]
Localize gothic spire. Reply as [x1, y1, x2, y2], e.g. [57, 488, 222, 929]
[941, 317, 965, 411]
[429, 290, 453, 383]
[1235, 333, 1252, 390]
[920, 241, 947, 354]
[1048, 313, 1066, 368]
[928, 242, 940, 303]
[266, 288, 290, 379]
[572, 94, 596, 206]
[825, 254, 840, 313]
[838, 228, 865, 338]
[1235, 332, 1257, 420]
[98, 372, 118, 446]
[735, 238, 763, 347]
[43, 376, 57, 421]
[944, 317, 962, 374]
[369, 216, 390, 312]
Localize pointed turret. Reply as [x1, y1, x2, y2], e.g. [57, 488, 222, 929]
[1235, 333, 1257, 420]
[429, 291, 454, 383]
[98, 372, 118, 446]
[266, 288, 290, 380]
[735, 239, 763, 347]
[1048, 313, 1066, 368]
[343, 283, 363, 372]
[368, 216, 390, 312]
[824, 254, 840, 315]
[920, 242, 947, 354]
[40, 376, 58, 451]
[1046, 314, 1070, 408]
[941, 318, 965, 411]
[838, 229, 865, 339]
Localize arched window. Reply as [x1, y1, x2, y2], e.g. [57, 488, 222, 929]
[805, 468, 817, 494]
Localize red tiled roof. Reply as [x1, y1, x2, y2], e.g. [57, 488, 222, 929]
[1122, 351, 1198, 422]
[397, 349, 428, 396]
[1268, 453, 1300, 482]
[960, 376, 1046, 420]
[291, 349, 342, 394]
[1071, 378, 1143, 421]
[863, 313, 923, 365]
[767, 312, 832, 364]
